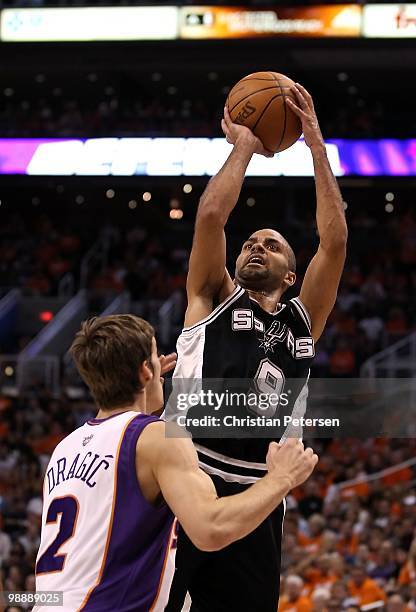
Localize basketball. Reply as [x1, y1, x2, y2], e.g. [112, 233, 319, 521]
[226, 71, 302, 153]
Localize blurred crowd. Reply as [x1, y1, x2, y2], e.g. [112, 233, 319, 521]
[278, 438, 416, 611]
[0, 207, 188, 304]
[1, 393, 416, 611]
[308, 206, 416, 377]
[0, 75, 409, 140]
[0, 92, 402, 141]
[0, 212, 84, 297]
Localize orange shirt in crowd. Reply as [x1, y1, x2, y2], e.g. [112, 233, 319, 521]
[382, 466, 412, 487]
[329, 349, 355, 375]
[298, 533, 323, 554]
[31, 433, 66, 455]
[337, 534, 358, 556]
[399, 561, 416, 586]
[0, 421, 8, 438]
[303, 568, 337, 594]
[278, 595, 312, 612]
[340, 481, 370, 499]
[348, 577, 387, 605]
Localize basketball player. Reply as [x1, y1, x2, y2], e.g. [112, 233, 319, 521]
[33, 314, 317, 612]
[166, 83, 347, 611]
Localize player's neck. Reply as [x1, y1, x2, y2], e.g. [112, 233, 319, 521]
[247, 289, 282, 314]
[95, 394, 145, 420]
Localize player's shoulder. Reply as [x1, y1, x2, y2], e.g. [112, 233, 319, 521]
[182, 283, 245, 334]
[286, 295, 312, 334]
[137, 420, 194, 464]
[49, 411, 152, 456]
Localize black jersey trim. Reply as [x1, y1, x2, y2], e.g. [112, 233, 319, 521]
[290, 297, 312, 332]
[198, 461, 261, 484]
[182, 286, 245, 333]
[194, 443, 267, 470]
[196, 444, 267, 480]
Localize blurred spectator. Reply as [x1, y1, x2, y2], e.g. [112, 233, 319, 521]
[279, 575, 311, 611]
[329, 338, 356, 377]
[310, 587, 330, 611]
[387, 593, 411, 612]
[359, 309, 384, 343]
[298, 481, 324, 519]
[298, 514, 326, 554]
[347, 564, 387, 606]
[399, 540, 416, 586]
[369, 541, 398, 581]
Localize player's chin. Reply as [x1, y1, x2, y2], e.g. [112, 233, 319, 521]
[239, 266, 269, 282]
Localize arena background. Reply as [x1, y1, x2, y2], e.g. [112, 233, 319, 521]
[0, 1, 416, 611]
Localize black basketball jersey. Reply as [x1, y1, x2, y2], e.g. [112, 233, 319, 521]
[173, 284, 315, 483]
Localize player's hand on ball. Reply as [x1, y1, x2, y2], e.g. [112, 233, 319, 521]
[221, 106, 274, 158]
[285, 83, 324, 150]
[266, 439, 318, 490]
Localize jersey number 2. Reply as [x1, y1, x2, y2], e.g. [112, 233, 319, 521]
[36, 495, 79, 574]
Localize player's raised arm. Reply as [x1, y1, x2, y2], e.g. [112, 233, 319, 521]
[185, 108, 273, 328]
[286, 84, 348, 342]
[137, 423, 317, 552]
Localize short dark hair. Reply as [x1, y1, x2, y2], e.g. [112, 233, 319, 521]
[70, 314, 154, 410]
[285, 241, 296, 273]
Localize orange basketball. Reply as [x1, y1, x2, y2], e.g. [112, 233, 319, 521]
[226, 71, 302, 153]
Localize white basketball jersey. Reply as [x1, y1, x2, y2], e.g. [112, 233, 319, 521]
[34, 410, 175, 612]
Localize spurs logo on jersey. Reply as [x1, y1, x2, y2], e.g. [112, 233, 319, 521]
[258, 320, 288, 353]
[173, 285, 315, 483]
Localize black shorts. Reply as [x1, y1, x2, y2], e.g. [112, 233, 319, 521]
[165, 475, 285, 612]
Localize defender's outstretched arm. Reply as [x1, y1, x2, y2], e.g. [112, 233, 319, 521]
[287, 84, 347, 341]
[137, 423, 318, 552]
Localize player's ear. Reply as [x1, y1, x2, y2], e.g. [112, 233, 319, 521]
[283, 271, 296, 290]
[138, 360, 153, 388]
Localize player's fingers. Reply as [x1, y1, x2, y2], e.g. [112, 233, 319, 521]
[222, 125, 232, 143]
[163, 352, 177, 364]
[285, 97, 307, 118]
[259, 148, 274, 158]
[289, 85, 307, 110]
[224, 105, 233, 128]
[222, 119, 233, 138]
[161, 359, 177, 375]
[266, 441, 280, 463]
[295, 83, 314, 108]
[283, 437, 294, 447]
[292, 85, 309, 111]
